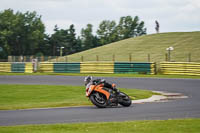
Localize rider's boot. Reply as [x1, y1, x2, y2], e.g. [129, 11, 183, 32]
[108, 94, 118, 106]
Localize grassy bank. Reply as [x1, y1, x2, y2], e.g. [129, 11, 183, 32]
[0, 119, 200, 133]
[64, 32, 200, 62]
[0, 84, 155, 110]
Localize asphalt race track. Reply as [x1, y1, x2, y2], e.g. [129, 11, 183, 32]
[0, 75, 200, 126]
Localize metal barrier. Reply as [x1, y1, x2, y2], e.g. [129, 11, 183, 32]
[0, 62, 33, 73]
[0, 62, 11, 72]
[54, 63, 80, 73]
[39, 62, 54, 73]
[39, 62, 156, 74]
[11, 63, 25, 73]
[25, 63, 34, 73]
[0, 62, 156, 74]
[114, 62, 156, 74]
[160, 62, 200, 76]
[2, 61, 200, 76]
[80, 62, 114, 74]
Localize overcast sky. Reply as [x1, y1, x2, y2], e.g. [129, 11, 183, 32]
[1, 0, 200, 35]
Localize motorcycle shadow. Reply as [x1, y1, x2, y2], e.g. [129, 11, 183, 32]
[89, 105, 133, 109]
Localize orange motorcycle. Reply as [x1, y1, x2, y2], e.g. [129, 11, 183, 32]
[86, 83, 132, 108]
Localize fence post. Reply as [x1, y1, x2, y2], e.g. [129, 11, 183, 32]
[20, 56, 23, 62]
[188, 53, 191, 62]
[148, 54, 150, 62]
[96, 55, 99, 61]
[81, 56, 84, 62]
[56, 56, 59, 62]
[48, 56, 51, 62]
[8, 56, 11, 62]
[129, 54, 132, 62]
[24, 56, 27, 62]
[41, 56, 44, 62]
[30, 56, 33, 62]
[65, 56, 68, 62]
[165, 53, 168, 61]
[112, 54, 115, 62]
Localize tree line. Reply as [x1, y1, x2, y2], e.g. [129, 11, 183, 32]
[0, 9, 146, 59]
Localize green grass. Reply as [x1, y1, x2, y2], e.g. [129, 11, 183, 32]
[0, 84, 155, 110]
[59, 32, 200, 63]
[1, 72, 200, 79]
[0, 119, 200, 133]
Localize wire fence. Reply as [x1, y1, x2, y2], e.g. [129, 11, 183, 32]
[6, 53, 199, 63]
[8, 56, 57, 62]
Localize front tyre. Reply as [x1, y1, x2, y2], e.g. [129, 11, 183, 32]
[118, 92, 132, 107]
[89, 92, 107, 108]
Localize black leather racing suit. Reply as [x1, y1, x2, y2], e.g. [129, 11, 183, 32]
[92, 79, 117, 92]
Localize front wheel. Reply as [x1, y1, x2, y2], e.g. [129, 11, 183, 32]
[118, 92, 132, 107]
[89, 92, 107, 108]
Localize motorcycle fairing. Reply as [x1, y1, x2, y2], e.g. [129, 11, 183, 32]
[86, 84, 110, 100]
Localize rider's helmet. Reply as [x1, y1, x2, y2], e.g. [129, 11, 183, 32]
[84, 76, 92, 86]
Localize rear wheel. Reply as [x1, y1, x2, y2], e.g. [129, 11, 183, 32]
[118, 92, 132, 107]
[90, 92, 107, 108]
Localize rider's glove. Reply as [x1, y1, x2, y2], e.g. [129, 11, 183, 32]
[113, 87, 120, 94]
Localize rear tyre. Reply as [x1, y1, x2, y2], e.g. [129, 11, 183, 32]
[118, 92, 132, 107]
[90, 92, 107, 108]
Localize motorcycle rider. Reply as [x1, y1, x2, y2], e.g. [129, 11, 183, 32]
[84, 76, 119, 94]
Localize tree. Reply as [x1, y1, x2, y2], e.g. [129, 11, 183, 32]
[49, 27, 67, 56]
[75, 36, 83, 52]
[96, 16, 146, 46]
[36, 34, 51, 56]
[0, 9, 45, 58]
[49, 24, 80, 56]
[117, 16, 146, 39]
[97, 20, 119, 45]
[0, 9, 16, 58]
[0, 9, 148, 58]
[68, 24, 78, 54]
[81, 24, 98, 50]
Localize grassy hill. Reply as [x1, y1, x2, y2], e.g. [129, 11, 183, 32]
[59, 32, 200, 63]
